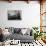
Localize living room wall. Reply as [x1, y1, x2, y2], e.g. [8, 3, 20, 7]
[0, 1, 40, 28]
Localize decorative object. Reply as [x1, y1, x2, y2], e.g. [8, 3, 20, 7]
[8, 10, 22, 20]
[14, 28, 21, 33]
[32, 27, 39, 32]
[8, 27, 14, 34]
[32, 27, 43, 40]
[21, 29, 27, 35]
[41, 32, 46, 44]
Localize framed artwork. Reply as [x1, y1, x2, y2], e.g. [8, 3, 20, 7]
[8, 10, 22, 20]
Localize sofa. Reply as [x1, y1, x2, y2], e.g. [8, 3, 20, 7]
[2, 27, 34, 43]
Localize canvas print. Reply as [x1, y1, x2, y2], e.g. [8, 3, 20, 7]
[8, 10, 21, 20]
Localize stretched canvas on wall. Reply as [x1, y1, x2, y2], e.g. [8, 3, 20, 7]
[8, 10, 21, 20]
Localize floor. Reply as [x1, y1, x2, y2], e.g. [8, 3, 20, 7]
[21, 40, 46, 46]
[0, 40, 46, 46]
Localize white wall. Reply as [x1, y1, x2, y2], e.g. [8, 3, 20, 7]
[0, 1, 40, 28]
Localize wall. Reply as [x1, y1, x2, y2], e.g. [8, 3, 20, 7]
[0, 1, 40, 28]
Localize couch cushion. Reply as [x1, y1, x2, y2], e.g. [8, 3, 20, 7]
[9, 33, 34, 43]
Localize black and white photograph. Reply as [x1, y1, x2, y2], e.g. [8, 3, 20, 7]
[8, 10, 21, 20]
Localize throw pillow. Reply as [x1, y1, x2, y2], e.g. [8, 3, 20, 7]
[14, 28, 21, 33]
[21, 29, 27, 35]
[8, 27, 14, 34]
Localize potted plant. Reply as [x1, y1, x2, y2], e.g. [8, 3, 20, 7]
[32, 27, 38, 40]
[32, 27, 42, 40]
